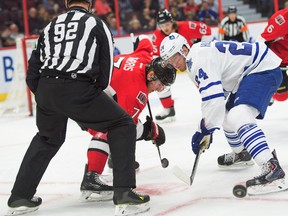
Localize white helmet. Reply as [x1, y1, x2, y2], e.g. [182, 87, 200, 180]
[160, 33, 190, 61]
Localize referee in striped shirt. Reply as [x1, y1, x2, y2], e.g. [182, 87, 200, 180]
[218, 6, 249, 42]
[7, 0, 143, 213]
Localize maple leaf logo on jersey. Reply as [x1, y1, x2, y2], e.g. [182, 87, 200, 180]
[275, 15, 285, 25]
[137, 91, 147, 105]
[186, 58, 193, 71]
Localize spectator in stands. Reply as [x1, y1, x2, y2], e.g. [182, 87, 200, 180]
[130, 0, 143, 12]
[26, 0, 41, 9]
[128, 17, 142, 34]
[184, 11, 197, 21]
[144, 0, 159, 17]
[37, 4, 51, 26]
[170, 3, 185, 21]
[203, 14, 217, 26]
[139, 7, 155, 32]
[94, 0, 112, 19]
[183, 0, 199, 19]
[147, 18, 156, 31]
[0, 22, 24, 47]
[28, 7, 45, 35]
[106, 12, 126, 36]
[285, 1, 288, 8]
[1, 2, 20, 11]
[194, 0, 203, 5]
[198, 0, 218, 23]
[207, 0, 218, 13]
[255, 0, 274, 17]
[1, 24, 12, 47]
[218, 6, 249, 42]
[41, 0, 54, 11]
[118, 0, 133, 22]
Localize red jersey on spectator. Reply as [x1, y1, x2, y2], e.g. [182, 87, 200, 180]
[261, 8, 288, 66]
[152, 21, 211, 56]
[110, 36, 153, 124]
[94, 0, 112, 16]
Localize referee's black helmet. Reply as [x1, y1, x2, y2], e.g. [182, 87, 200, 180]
[66, 0, 92, 9]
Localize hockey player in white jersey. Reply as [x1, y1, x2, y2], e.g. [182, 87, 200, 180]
[160, 32, 286, 195]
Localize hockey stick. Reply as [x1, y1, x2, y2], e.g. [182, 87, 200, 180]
[172, 146, 205, 186]
[189, 148, 204, 185]
[147, 100, 169, 168]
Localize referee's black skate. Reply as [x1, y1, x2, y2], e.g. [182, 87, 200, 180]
[246, 150, 287, 195]
[113, 188, 150, 216]
[218, 149, 254, 169]
[155, 106, 175, 122]
[80, 165, 113, 202]
[6, 195, 42, 215]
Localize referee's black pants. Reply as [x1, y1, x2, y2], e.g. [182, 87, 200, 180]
[11, 76, 136, 199]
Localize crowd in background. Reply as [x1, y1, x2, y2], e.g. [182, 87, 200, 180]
[0, 0, 288, 48]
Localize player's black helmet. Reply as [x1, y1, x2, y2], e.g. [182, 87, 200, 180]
[146, 57, 176, 86]
[157, 9, 173, 24]
[228, 6, 237, 14]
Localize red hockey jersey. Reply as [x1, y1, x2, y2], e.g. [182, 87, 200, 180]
[261, 8, 288, 66]
[110, 36, 153, 124]
[152, 21, 212, 56]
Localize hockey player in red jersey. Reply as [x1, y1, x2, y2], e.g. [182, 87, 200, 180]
[79, 35, 176, 204]
[152, 9, 212, 122]
[262, 8, 288, 102]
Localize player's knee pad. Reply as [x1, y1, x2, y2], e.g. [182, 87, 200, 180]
[225, 104, 259, 132]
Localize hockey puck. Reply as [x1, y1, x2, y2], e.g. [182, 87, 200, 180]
[233, 184, 247, 198]
[161, 158, 169, 168]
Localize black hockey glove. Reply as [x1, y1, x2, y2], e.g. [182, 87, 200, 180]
[142, 116, 166, 146]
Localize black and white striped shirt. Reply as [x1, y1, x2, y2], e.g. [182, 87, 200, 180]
[27, 6, 114, 92]
[218, 15, 249, 42]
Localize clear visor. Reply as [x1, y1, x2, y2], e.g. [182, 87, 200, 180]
[163, 52, 182, 67]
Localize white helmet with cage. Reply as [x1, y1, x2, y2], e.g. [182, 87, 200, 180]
[160, 33, 190, 61]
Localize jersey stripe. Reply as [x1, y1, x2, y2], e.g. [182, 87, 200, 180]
[199, 81, 222, 93]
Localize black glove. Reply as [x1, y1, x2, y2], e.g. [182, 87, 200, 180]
[142, 116, 166, 146]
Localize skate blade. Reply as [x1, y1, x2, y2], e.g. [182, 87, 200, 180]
[218, 160, 255, 170]
[5, 206, 39, 216]
[79, 190, 113, 202]
[115, 202, 150, 216]
[247, 178, 288, 196]
[155, 116, 176, 123]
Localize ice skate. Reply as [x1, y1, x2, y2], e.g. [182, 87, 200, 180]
[6, 195, 42, 216]
[217, 149, 254, 169]
[246, 150, 287, 196]
[155, 106, 175, 122]
[80, 167, 113, 202]
[114, 188, 150, 216]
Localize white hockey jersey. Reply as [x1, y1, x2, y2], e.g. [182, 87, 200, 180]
[186, 40, 282, 130]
